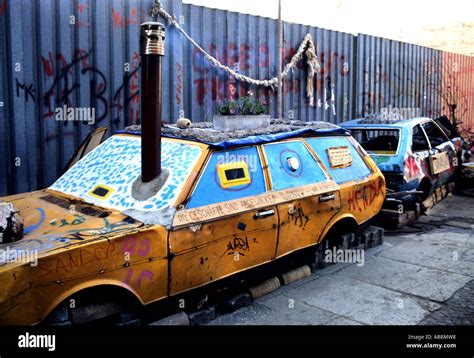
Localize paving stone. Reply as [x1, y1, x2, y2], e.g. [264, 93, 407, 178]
[419, 280, 474, 325]
[444, 221, 473, 230]
[347, 256, 472, 301]
[379, 232, 474, 276]
[287, 275, 430, 325]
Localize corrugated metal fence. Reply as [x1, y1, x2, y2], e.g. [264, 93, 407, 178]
[1, 0, 473, 196]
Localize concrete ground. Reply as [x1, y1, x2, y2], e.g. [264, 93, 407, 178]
[208, 194, 474, 325]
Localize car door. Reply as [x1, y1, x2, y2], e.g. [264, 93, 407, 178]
[421, 121, 456, 185]
[261, 139, 340, 258]
[306, 136, 378, 223]
[169, 146, 278, 295]
[409, 124, 432, 188]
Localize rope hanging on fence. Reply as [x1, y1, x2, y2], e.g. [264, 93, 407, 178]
[151, 0, 321, 106]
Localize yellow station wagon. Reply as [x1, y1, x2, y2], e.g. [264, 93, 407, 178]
[0, 119, 387, 325]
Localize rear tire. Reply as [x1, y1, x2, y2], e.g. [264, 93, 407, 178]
[418, 178, 432, 201]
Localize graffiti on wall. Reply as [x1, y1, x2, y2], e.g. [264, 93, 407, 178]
[192, 43, 349, 116]
[15, 49, 141, 135]
[0, 0, 6, 17]
[438, 53, 474, 132]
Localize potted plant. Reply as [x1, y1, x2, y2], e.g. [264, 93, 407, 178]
[213, 94, 271, 131]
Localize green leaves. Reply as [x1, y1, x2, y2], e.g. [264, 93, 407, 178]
[218, 96, 267, 116]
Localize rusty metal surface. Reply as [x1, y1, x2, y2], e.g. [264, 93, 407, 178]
[0, 0, 472, 196]
[441, 52, 474, 135]
[354, 35, 443, 119]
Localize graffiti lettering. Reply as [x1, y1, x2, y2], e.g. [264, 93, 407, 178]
[15, 49, 141, 129]
[348, 178, 385, 212]
[226, 236, 251, 256]
[111, 7, 144, 30]
[77, 2, 90, 29]
[66, 218, 139, 237]
[122, 237, 150, 257]
[50, 215, 86, 228]
[289, 205, 309, 228]
[192, 44, 347, 113]
[38, 243, 116, 278]
[123, 268, 154, 288]
[0, 0, 6, 17]
[16, 79, 35, 102]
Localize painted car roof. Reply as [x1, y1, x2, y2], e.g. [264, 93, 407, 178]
[119, 119, 349, 149]
[341, 117, 433, 129]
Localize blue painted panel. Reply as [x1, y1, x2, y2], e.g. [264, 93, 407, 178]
[263, 140, 327, 191]
[187, 146, 266, 208]
[51, 135, 202, 211]
[306, 136, 372, 184]
[0, 0, 9, 195]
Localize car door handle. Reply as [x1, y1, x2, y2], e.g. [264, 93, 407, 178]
[319, 193, 336, 203]
[254, 209, 275, 219]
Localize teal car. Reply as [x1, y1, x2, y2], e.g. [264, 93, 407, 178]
[341, 117, 457, 201]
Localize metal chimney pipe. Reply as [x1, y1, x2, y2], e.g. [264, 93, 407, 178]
[140, 22, 165, 183]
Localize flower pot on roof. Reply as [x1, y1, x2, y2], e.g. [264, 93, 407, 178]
[213, 96, 271, 132]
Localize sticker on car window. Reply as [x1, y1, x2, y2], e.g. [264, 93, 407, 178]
[327, 146, 352, 169]
[88, 184, 115, 199]
[217, 161, 251, 188]
[430, 151, 450, 174]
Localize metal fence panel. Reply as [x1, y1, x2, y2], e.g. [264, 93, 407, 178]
[442, 52, 474, 134]
[0, 0, 472, 196]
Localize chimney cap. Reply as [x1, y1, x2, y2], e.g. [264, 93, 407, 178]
[140, 21, 165, 28]
[140, 22, 165, 56]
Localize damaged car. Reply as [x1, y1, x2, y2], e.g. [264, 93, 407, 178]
[341, 116, 458, 204]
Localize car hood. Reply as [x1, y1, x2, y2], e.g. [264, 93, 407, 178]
[0, 189, 144, 270]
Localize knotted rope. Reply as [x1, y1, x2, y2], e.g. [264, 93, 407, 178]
[151, 0, 321, 106]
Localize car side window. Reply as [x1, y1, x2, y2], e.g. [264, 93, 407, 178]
[422, 121, 449, 148]
[186, 146, 266, 208]
[412, 125, 430, 152]
[262, 140, 327, 190]
[306, 136, 372, 184]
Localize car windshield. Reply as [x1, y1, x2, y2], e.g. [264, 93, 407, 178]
[50, 135, 203, 213]
[350, 128, 400, 155]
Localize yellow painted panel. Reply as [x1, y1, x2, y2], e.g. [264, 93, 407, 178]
[0, 258, 168, 325]
[276, 191, 341, 257]
[339, 175, 386, 223]
[169, 222, 277, 294]
[170, 210, 276, 254]
[0, 210, 169, 324]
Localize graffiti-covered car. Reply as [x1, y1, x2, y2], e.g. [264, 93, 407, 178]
[0, 120, 386, 325]
[434, 115, 463, 155]
[341, 117, 457, 201]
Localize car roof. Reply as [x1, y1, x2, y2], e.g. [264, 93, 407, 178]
[118, 119, 349, 149]
[341, 116, 433, 129]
